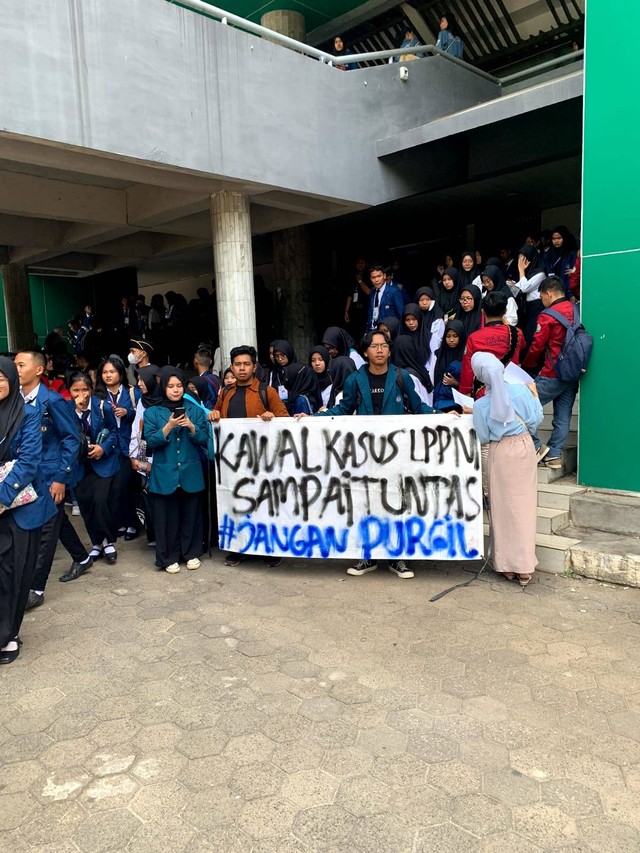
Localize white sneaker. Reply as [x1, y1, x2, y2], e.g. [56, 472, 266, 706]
[186, 558, 201, 571]
[347, 560, 378, 576]
[72, 505, 81, 516]
[165, 563, 181, 574]
[388, 560, 414, 579]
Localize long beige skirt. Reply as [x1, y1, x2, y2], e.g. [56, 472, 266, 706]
[487, 433, 538, 575]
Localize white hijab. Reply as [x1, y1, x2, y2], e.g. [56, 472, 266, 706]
[471, 352, 515, 425]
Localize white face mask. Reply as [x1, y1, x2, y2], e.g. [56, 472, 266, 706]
[128, 352, 143, 365]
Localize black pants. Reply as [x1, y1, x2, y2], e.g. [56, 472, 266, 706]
[110, 455, 137, 530]
[524, 298, 543, 347]
[201, 462, 219, 552]
[0, 514, 40, 647]
[31, 502, 89, 592]
[75, 469, 116, 547]
[151, 489, 203, 568]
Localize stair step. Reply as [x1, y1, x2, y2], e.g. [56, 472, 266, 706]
[569, 531, 640, 586]
[537, 482, 586, 510]
[536, 446, 577, 483]
[571, 492, 640, 537]
[538, 428, 578, 445]
[536, 506, 570, 534]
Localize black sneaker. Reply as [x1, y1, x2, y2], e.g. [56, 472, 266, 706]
[25, 591, 44, 610]
[347, 560, 378, 576]
[388, 560, 414, 579]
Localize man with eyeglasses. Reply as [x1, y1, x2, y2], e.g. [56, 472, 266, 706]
[298, 329, 434, 579]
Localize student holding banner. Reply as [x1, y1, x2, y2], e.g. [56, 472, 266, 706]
[210, 344, 288, 568]
[300, 329, 434, 579]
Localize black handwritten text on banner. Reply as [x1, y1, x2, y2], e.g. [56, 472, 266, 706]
[214, 415, 483, 561]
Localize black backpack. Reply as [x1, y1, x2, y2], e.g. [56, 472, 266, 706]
[542, 306, 593, 382]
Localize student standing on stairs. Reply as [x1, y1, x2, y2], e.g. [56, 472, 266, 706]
[523, 275, 580, 469]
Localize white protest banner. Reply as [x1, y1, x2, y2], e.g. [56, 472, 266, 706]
[214, 414, 483, 561]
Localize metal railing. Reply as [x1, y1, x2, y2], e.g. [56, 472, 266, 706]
[166, 0, 582, 89]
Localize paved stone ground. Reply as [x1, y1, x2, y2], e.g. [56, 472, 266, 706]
[2, 539, 640, 853]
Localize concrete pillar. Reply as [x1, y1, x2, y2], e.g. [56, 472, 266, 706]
[273, 226, 313, 358]
[260, 10, 306, 43]
[210, 191, 256, 366]
[1, 264, 36, 351]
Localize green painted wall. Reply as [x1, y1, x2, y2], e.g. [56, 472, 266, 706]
[0, 274, 91, 351]
[579, 2, 640, 491]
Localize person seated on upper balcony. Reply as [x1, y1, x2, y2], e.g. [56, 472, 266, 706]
[395, 27, 423, 62]
[436, 12, 464, 59]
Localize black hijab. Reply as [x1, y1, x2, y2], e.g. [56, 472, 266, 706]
[437, 267, 460, 316]
[158, 366, 185, 412]
[321, 326, 356, 357]
[401, 303, 422, 338]
[0, 357, 25, 464]
[482, 265, 512, 298]
[284, 363, 322, 411]
[327, 356, 356, 407]
[518, 245, 544, 279]
[434, 319, 467, 385]
[545, 226, 578, 270]
[189, 374, 214, 407]
[376, 317, 401, 341]
[309, 346, 332, 392]
[270, 339, 296, 387]
[458, 250, 479, 291]
[454, 284, 483, 338]
[415, 286, 445, 356]
[136, 364, 162, 410]
[392, 336, 433, 393]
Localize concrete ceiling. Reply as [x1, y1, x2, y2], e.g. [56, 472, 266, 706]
[0, 132, 361, 279]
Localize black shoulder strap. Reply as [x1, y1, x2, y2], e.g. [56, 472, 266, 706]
[258, 379, 269, 411]
[394, 367, 413, 412]
[500, 325, 519, 366]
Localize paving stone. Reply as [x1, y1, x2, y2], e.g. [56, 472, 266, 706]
[127, 814, 195, 853]
[513, 803, 580, 847]
[415, 823, 481, 852]
[72, 808, 142, 853]
[453, 794, 512, 836]
[178, 754, 236, 792]
[391, 782, 452, 826]
[480, 831, 544, 853]
[281, 768, 338, 807]
[184, 825, 252, 852]
[323, 746, 374, 779]
[0, 759, 46, 794]
[462, 695, 509, 724]
[541, 779, 603, 817]
[578, 814, 640, 852]
[312, 720, 359, 749]
[292, 804, 358, 848]
[406, 732, 458, 764]
[260, 712, 311, 742]
[223, 733, 275, 766]
[19, 800, 87, 846]
[230, 762, 286, 799]
[175, 726, 228, 759]
[428, 759, 482, 796]
[0, 792, 41, 831]
[181, 786, 244, 830]
[237, 796, 299, 839]
[334, 774, 389, 816]
[131, 749, 188, 782]
[351, 813, 415, 852]
[129, 780, 190, 821]
[270, 739, 325, 773]
[483, 769, 541, 806]
[33, 767, 91, 804]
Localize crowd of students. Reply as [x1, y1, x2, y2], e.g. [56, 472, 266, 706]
[0, 226, 583, 664]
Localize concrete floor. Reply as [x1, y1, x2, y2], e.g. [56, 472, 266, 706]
[2, 540, 640, 852]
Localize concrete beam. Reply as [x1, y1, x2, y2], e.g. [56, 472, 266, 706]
[308, 0, 401, 45]
[29, 253, 97, 272]
[126, 186, 210, 228]
[400, 3, 436, 44]
[0, 171, 127, 224]
[251, 191, 351, 217]
[0, 214, 62, 247]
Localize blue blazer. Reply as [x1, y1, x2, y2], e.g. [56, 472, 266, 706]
[367, 284, 405, 330]
[0, 405, 57, 530]
[317, 365, 434, 416]
[34, 383, 81, 487]
[100, 386, 136, 457]
[143, 401, 208, 495]
[68, 397, 120, 480]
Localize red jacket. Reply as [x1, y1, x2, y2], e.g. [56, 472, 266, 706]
[459, 322, 525, 397]
[523, 297, 575, 379]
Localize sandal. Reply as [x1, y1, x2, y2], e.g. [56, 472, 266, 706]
[503, 572, 516, 581]
[518, 573, 531, 587]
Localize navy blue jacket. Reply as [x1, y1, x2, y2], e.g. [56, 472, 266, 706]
[367, 284, 405, 330]
[33, 383, 81, 487]
[68, 397, 120, 480]
[143, 402, 208, 495]
[316, 365, 434, 416]
[100, 386, 136, 457]
[0, 405, 57, 530]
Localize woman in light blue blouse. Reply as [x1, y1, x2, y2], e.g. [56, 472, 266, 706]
[471, 353, 542, 587]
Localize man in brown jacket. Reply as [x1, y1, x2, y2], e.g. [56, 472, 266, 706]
[209, 345, 288, 567]
[210, 345, 288, 422]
